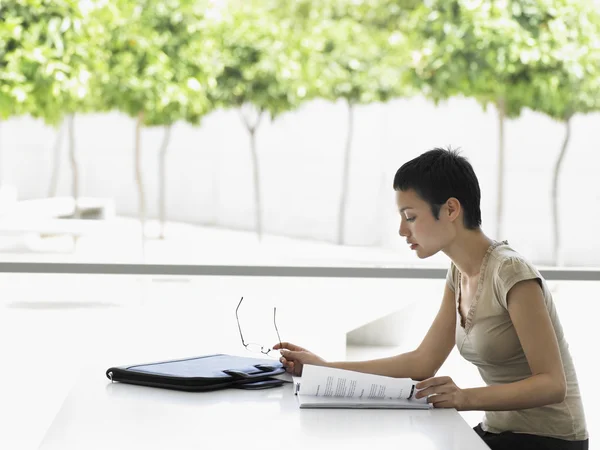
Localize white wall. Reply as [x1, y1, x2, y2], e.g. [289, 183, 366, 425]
[1, 96, 599, 266]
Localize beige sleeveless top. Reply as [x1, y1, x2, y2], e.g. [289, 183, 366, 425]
[446, 241, 588, 440]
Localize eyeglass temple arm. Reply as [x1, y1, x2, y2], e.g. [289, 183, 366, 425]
[236, 297, 247, 346]
[274, 307, 282, 348]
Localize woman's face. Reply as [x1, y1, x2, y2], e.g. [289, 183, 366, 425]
[395, 189, 456, 259]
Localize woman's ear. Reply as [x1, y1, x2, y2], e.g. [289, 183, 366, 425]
[445, 197, 461, 223]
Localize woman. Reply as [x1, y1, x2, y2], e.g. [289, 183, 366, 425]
[275, 148, 588, 450]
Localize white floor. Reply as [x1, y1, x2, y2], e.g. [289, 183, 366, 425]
[0, 217, 450, 266]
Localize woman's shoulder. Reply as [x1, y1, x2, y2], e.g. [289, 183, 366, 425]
[488, 241, 544, 297]
[446, 261, 458, 291]
[489, 241, 539, 273]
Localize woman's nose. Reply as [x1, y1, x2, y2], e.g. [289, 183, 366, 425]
[399, 222, 409, 237]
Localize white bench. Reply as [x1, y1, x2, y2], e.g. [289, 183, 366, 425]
[5, 196, 115, 220]
[0, 218, 130, 238]
[0, 196, 119, 239]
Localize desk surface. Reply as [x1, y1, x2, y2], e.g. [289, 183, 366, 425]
[39, 368, 489, 450]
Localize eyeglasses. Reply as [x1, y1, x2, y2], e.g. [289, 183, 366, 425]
[235, 296, 282, 356]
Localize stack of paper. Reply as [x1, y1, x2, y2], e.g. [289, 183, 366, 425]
[293, 365, 431, 409]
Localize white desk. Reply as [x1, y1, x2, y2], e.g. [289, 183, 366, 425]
[39, 368, 489, 450]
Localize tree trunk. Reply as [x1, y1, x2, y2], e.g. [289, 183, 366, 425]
[249, 126, 262, 240]
[495, 98, 506, 240]
[67, 114, 80, 217]
[338, 100, 354, 245]
[158, 124, 172, 239]
[551, 117, 572, 266]
[48, 120, 66, 197]
[240, 108, 264, 240]
[135, 111, 146, 235]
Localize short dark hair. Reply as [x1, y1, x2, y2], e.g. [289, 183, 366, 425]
[393, 147, 482, 229]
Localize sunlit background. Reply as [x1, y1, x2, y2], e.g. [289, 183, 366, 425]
[1, 0, 599, 448]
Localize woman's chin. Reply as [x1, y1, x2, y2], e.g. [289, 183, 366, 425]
[414, 246, 437, 259]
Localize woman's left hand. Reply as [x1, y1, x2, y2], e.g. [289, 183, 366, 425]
[415, 376, 469, 410]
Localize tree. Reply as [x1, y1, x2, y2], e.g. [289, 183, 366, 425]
[140, 2, 216, 239]
[406, 0, 565, 239]
[158, 43, 215, 239]
[47, 120, 65, 197]
[90, 0, 216, 236]
[208, 0, 312, 240]
[521, 1, 600, 265]
[291, 1, 412, 245]
[0, 2, 28, 185]
[0, 0, 92, 209]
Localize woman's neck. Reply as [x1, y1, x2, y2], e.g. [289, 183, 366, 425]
[443, 229, 496, 278]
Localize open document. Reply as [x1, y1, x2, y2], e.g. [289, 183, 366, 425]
[293, 364, 431, 409]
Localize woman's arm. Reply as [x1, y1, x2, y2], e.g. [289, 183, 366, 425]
[328, 283, 457, 381]
[417, 280, 566, 410]
[461, 279, 566, 410]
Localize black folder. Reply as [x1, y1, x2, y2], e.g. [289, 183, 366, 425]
[106, 353, 287, 392]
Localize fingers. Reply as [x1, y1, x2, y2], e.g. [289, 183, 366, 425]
[414, 376, 461, 409]
[427, 394, 453, 408]
[415, 377, 455, 399]
[279, 356, 294, 369]
[272, 341, 287, 350]
[416, 376, 451, 390]
[273, 341, 301, 351]
[275, 344, 307, 376]
[271, 342, 294, 350]
[415, 384, 453, 399]
[279, 349, 303, 364]
[279, 356, 299, 375]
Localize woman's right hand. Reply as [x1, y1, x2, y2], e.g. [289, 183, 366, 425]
[272, 341, 327, 376]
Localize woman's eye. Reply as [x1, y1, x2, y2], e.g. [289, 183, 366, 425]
[406, 217, 416, 223]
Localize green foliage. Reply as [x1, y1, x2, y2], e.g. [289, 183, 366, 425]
[280, 0, 419, 32]
[0, 0, 93, 125]
[2, 0, 599, 127]
[521, 0, 600, 120]
[280, 0, 414, 106]
[406, 0, 600, 118]
[90, 0, 217, 126]
[208, 0, 313, 120]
